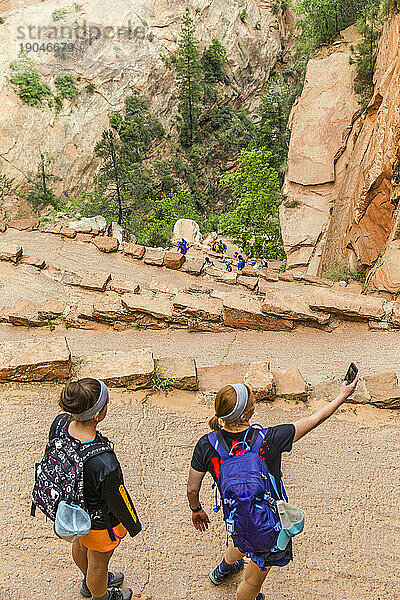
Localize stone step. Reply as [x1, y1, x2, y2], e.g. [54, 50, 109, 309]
[261, 288, 330, 325]
[222, 294, 294, 331]
[0, 337, 71, 381]
[173, 292, 223, 321]
[308, 288, 385, 320]
[198, 362, 274, 401]
[74, 348, 155, 388]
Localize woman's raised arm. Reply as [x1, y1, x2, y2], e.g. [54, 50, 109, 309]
[293, 378, 358, 443]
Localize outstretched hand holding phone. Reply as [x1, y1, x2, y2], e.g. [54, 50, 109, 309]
[293, 364, 359, 443]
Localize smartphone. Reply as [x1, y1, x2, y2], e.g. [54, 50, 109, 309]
[344, 362, 358, 384]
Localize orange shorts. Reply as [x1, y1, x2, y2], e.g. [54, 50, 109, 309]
[80, 523, 128, 553]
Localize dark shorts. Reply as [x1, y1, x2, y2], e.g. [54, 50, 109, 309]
[239, 540, 293, 572]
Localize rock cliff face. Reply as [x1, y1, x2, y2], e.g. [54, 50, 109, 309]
[283, 13, 400, 292]
[0, 0, 282, 213]
[281, 26, 360, 274]
[321, 13, 400, 285]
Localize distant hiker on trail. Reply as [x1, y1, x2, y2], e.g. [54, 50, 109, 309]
[225, 260, 233, 272]
[261, 257, 268, 268]
[237, 256, 246, 271]
[177, 238, 189, 255]
[32, 379, 142, 600]
[202, 256, 215, 270]
[187, 378, 358, 600]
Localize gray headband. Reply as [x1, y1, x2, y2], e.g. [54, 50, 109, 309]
[71, 379, 109, 422]
[220, 384, 249, 423]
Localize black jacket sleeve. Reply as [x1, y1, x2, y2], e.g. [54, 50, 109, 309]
[101, 468, 142, 538]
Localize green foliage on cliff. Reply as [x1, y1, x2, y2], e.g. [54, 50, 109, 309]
[295, 0, 373, 58]
[218, 148, 284, 259]
[9, 54, 52, 107]
[55, 74, 78, 100]
[350, 2, 383, 109]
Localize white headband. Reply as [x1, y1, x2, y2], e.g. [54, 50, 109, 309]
[219, 383, 249, 423]
[71, 379, 109, 422]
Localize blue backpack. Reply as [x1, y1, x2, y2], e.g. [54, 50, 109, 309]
[208, 426, 287, 553]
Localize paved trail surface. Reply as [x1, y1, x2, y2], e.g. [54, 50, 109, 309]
[0, 384, 399, 600]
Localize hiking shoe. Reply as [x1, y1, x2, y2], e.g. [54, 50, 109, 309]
[107, 589, 132, 600]
[209, 558, 245, 585]
[255, 594, 265, 600]
[80, 572, 124, 597]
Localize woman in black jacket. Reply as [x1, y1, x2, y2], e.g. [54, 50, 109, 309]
[51, 378, 141, 600]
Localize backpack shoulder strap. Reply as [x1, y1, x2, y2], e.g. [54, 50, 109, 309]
[79, 439, 115, 463]
[207, 432, 230, 460]
[251, 428, 268, 455]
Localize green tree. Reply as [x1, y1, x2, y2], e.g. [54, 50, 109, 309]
[132, 187, 203, 247]
[257, 74, 293, 175]
[175, 8, 202, 146]
[201, 38, 229, 104]
[26, 152, 61, 211]
[295, 0, 371, 58]
[94, 95, 164, 226]
[218, 148, 284, 258]
[350, 2, 383, 108]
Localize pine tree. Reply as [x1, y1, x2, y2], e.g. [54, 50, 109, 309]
[257, 74, 293, 175]
[26, 152, 60, 211]
[350, 2, 383, 109]
[175, 8, 202, 147]
[201, 38, 229, 105]
[94, 130, 126, 225]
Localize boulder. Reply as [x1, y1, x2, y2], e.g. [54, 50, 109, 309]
[308, 288, 385, 320]
[109, 222, 124, 245]
[60, 226, 77, 238]
[237, 275, 259, 290]
[368, 240, 400, 293]
[59, 270, 111, 292]
[93, 237, 119, 253]
[154, 357, 198, 391]
[122, 293, 174, 320]
[261, 288, 330, 325]
[364, 372, 400, 409]
[143, 248, 165, 266]
[110, 279, 140, 295]
[75, 348, 154, 388]
[0, 243, 23, 263]
[258, 269, 279, 282]
[92, 296, 123, 322]
[42, 224, 62, 235]
[223, 295, 294, 331]
[392, 301, 400, 327]
[278, 272, 294, 282]
[7, 300, 42, 327]
[0, 221, 7, 233]
[67, 216, 107, 233]
[300, 273, 334, 288]
[181, 257, 204, 275]
[0, 337, 71, 381]
[273, 369, 308, 401]
[20, 255, 46, 268]
[122, 243, 145, 259]
[38, 300, 67, 320]
[310, 377, 371, 405]
[173, 292, 223, 321]
[165, 251, 185, 269]
[75, 233, 93, 243]
[171, 219, 203, 244]
[8, 218, 39, 231]
[198, 362, 274, 400]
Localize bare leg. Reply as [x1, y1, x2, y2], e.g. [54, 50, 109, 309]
[72, 540, 88, 575]
[86, 548, 114, 598]
[236, 560, 271, 600]
[225, 545, 245, 565]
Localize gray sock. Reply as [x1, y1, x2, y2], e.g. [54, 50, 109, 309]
[92, 594, 108, 600]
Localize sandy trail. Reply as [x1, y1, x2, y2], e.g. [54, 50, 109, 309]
[0, 384, 399, 600]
